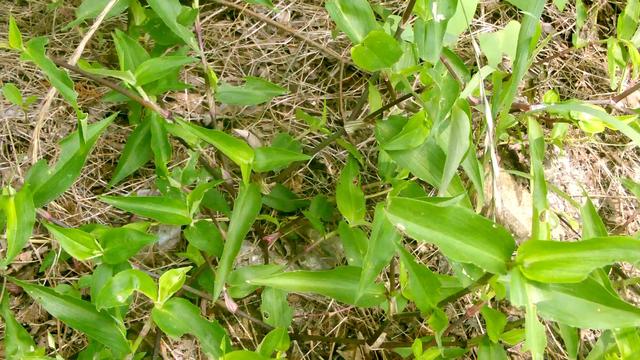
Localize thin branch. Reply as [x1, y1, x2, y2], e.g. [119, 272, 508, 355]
[51, 58, 172, 120]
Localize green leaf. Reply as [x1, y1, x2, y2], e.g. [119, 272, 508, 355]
[613, 327, 640, 359]
[1, 296, 45, 358]
[396, 241, 441, 312]
[358, 203, 399, 301]
[481, 306, 507, 343]
[11, 278, 130, 355]
[216, 77, 287, 106]
[178, 119, 254, 184]
[478, 21, 520, 68]
[497, 1, 544, 116]
[440, 103, 471, 195]
[149, 112, 172, 178]
[254, 147, 310, 173]
[112, 29, 149, 72]
[152, 297, 228, 358]
[108, 116, 153, 187]
[243, 0, 274, 9]
[99, 227, 157, 264]
[8, 16, 23, 50]
[95, 269, 157, 310]
[134, 56, 196, 86]
[0, 186, 35, 268]
[263, 184, 309, 213]
[158, 266, 191, 305]
[338, 221, 367, 266]
[2, 83, 23, 107]
[528, 117, 551, 240]
[228, 264, 283, 298]
[249, 266, 386, 307]
[622, 177, 640, 199]
[224, 351, 271, 360]
[146, 0, 198, 49]
[25, 114, 114, 207]
[581, 196, 608, 239]
[325, 0, 379, 44]
[414, 0, 459, 63]
[43, 222, 102, 261]
[386, 197, 515, 274]
[258, 327, 290, 358]
[558, 324, 579, 360]
[183, 220, 223, 257]
[212, 183, 262, 301]
[336, 156, 366, 225]
[260, 287, 293, 328]
[100, 195, 192, 225]
[381, 114, 430, 151]
[530, 277, 640, 329]
[21, 37, 78, 107]
[516, 236, 640, 283]
[351, 30, 402, 71]
[478, 337, 508, 360]
[67, 0, 131, 29]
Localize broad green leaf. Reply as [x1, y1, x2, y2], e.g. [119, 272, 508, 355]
[258, 327, 290, 358]
[98, 227, 157, 264]
[108, 116, 153, 187]
[21, 37, 78, 107]
[2, 83, 23, 107]
[186, 180, 222, 216]
[581, 196, 607, 239]
[528, 118, 551, 240]
[386, 197, 515, 274]
[112, 29, 149, 72]
[525, 298, 547, 360]
[540, 103, 640, 145]
[243, 0, 274, 9]
[212, 183, 262, 301]
[338, 221, 368, 266]
[183, 220, 223, 257]
[614, 327, 640, 359]
[622, 177, 640, 199]
[152, 297, 228, 358]
[254, 147, 310, 173]
[440, 103, 470, 195]
[478, 21, 520, 68]
[67, 0, 131, 29]
[497, 1, 544, 117]
[11, 278, 130, 355]
[262, 184, 309, 213]
[558, 324, 579, 360]
[228, 264, 284, 298]
[147, 0, 198, 49]
[414, 0, 459, 63]
[216, 77, 287, 106]
[585, 330, 618, 360]
[396, 242, 441, 312]
[529, 277, 640, 329]
[149, 112, 172, 178]
[249, 266, 386, 307]
[178, 119, 254, 184]
[478, 337, 508, 360]
[1, 296, 46, 358]
[134, 56, 196, 86]
[260, 287, 293, 328]
[336, 156, 366, 225]
[224, 351, 271, 360]
[8, 16, 23, 50]
[95, 269, 157, 310]
[25, 114, 115, 207]
[100, 195, 191, 225]
[351, 30, 402, 71]
[158, 266, 191, 305]
[444, 0, 479, 45]
[481, 306, 507, 343]
[77, 62, 137, 85]
[358, 203, 399, 301]
[325, 0, 379, 44]
[381, 114, 429, 151]
[516, 236, 640, 283]
[43, 222, 102, 261]
[0, 186, 35, 268]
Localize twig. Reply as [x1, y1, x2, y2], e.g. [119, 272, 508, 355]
[211, 0, 352, 66]
[30, 0, 120, 165]
[51, 58, 172, 120]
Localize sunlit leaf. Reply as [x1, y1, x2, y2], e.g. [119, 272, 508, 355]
[0, 186, 35, 268]
[351, 30, 402, 71]
[95, 269, 157, 310]
[325, 0, 379, 44]
[147, 0, 198, 49]
[100, 195, 192, 225]
[43, 222, 102, 261]
[336, 156, 366, 225]
[216, 77, 287, 106]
